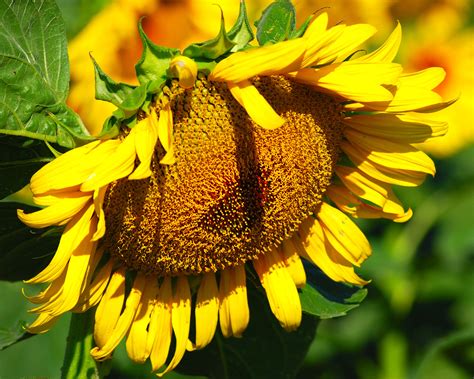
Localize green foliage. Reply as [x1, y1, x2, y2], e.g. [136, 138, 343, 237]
[0, 321, 33, 351]
[0, 0, 91, 148]
[227, 0, 255, 52]
[300, 268, 367, 319]
[255, 0, 296, 45]
[135, 22, 180, 89]
[183, 9, 235, 60]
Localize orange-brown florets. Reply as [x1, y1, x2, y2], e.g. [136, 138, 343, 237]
[103, 75, 344, 275]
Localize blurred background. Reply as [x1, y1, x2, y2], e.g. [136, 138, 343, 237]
[0, 0, 473, 378]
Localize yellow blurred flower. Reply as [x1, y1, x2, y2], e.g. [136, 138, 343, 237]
[399, 4, 474, 156]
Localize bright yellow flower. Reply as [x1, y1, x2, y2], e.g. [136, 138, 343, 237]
[19, 12, 449, 375]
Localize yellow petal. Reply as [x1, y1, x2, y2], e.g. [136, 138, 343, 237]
[280, 239, 306, 288]
[91, 273, 146, 361]
[27, 313, 60, 334]
[210, 38, 305, 83]
[336, 166, 408, 216]
[81, 133, 136, 192]
[344, 113, 447, 143]
[296, 217, 368, 285]
[312, 23, 377, 65]
[187, 273, 219, 351]
[357, 23, 401, 63]
[30, 140, 120, 195]
[94, 267, 127, 348]
[157, 276, 191, 377]
[158, 100, 174, 153]
[25, 204, 95, 284]
[73, 259, 114, 312]
[17, 192, 91, 229]
[150, 277, 173, 371]
[400, 67, 446, 90]
[341, 141, 427, 187]
[291, 62, 401, 103]
[326, 184, 413, 223]
[317, 202, 372, 266]
[92, 186, 107, 241]
[129, 114, 159, 180]
[219, 265, 249, 338]
[302, 24, 345, 67]
[126, 277, 159, 363]
[228, 80, 285, 130]
[344, 129, 436, 175]
[24, 268, 67, 305]
[253, 248, 302, 331]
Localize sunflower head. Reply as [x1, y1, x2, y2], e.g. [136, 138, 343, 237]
[16, 0, 450, 376]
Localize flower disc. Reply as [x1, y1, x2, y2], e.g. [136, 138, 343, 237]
[103, 76, 344, 275]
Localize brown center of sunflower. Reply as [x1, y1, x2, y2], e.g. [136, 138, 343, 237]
[102, 75, 344, 276]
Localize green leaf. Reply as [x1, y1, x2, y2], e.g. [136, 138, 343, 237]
[0, 137, 54, 199]
[177, 283, 318, 379]
[227, 0, 254, 52]
[289, 13, 315, 39]
[0, 0, 91, 148]
[0, 202, 59, 281]
[0, 321, 34, 351]
[299, 267, 368, 319]
[61, 311, 110, 379]
[255, 0, 296, 45]
[92, 56, 136, 108]
[135, 21, 180, 88]
[183, 9, 235, 60]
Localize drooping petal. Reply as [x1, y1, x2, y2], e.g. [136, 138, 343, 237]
[210, 38, 305, 83]
[187, 273, 219, 351]
[295, 217, 368, 285]
[27, 313, 61, 334]
[253, 248, 302, 331]
[30, 140, 120, 195]
[150, 277, 173, 372]
[228, 80, 285, 130]
[344, 113, 448, 143]
[219, 265, 249, 338]
[336, 166, 409, 217]
[316, 202, 372, 266]
[17, 193, 91, 229]
[25, 204, 95, 284]
[280, 239, 306, 288]
[126, 277, 159, 363]
[157, 276, 191, 377]
[92, 186, 108, 241]
[291, 62, 401, 103]
[356, 22, 401, 63]
[81, 132, 137, 192]
[343, 129, 436, 175]
[91, 273, 146, 361]
[129, 114, 160, 179]
[93, 267, 127, 348]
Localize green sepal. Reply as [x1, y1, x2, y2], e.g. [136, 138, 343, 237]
[289, 13, 315, 39]
[135, 20, 180, 87]
[92, 56, 136, 107]
[255, 0, 296, 45]
[116, 84, 148, 119]
[227, 0, 254, 52]
[97, 116, 120, 139]
[299, 266, 368, 319]
[182, 8, 235, 60]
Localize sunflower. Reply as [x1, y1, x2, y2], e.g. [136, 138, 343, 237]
[18, 4, 449, 376]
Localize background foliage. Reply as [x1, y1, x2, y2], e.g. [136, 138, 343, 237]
[0, 0, 473, 378]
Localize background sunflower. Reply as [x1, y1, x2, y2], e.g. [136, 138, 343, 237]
[0, 1, 473, 378]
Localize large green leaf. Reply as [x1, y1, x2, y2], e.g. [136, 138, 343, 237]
[255, 0, 296, 45]
[177, 283, 318, 379]
[0, 0, 90, 148]
[299, 267, 368, 319]
[0, 202, 59, 282]
[0, 321, 33, 351]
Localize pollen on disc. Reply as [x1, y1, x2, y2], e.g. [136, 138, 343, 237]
[103, 75, 344, 276]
